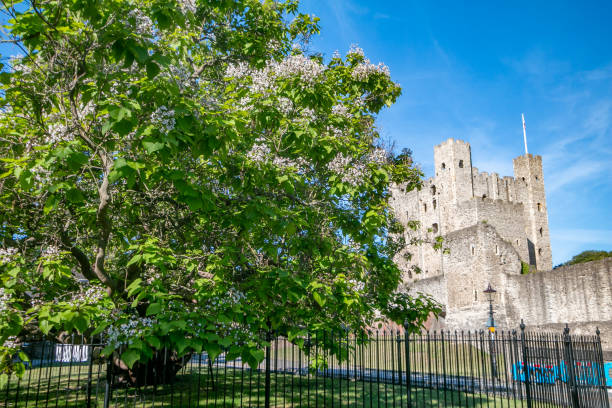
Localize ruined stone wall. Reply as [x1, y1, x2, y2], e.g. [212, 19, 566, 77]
[389, 180, 443, 281]
[503, 258, 612, 329]
[474, 199, 530, 262]
[437, 223, 523, 329]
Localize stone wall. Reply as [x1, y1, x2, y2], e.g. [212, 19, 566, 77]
[503, 258, 612, 351]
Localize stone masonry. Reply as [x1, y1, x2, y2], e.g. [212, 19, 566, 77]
[390, 139, 612, 354]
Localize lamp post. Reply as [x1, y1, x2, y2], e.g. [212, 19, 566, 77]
[484, 283, 498, 378]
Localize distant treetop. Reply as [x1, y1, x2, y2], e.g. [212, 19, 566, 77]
[555, 250, 612, 268]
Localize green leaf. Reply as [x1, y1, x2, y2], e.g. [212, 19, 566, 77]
[142, 139, 165, 153]
[66, 188, 85, 204]
[39, 319, 51, 335]
[121, 349, 140, 369]
[101, 344, 115, 357]
[127, 42, 149, 64]
[43, 194, 59, 214]
[146, 303, 162, 316]
[313, 291, 325, 307]
[92, 322, 109, 336]
[146, 335, 161, 349]
[204, 342, 221, 363]
[146, 61, 160, 79]
[126, 278, 142, 296]
[74, 315, 89, 334]
[18, 351, 30, 362]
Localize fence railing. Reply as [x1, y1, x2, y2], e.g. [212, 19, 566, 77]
[2, 324, 609, 407]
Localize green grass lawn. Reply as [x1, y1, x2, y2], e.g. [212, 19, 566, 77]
[2, 364, 562, 408]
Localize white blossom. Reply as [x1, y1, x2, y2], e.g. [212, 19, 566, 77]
[68, 286, 106, 307]
[45, 122, 71, 144]
[246, 138, 271, 163]
[178, 0, 196, 14]
[348, 279, 365, 291]
[226, 54, 326, 94]
[41, 245, 60, 258]
[32, 165, 52, 187]
[331, 104, 350, 118]
[326, 125, 345, 139]
[271, 54, 325, 84]
[0, 288, 12, 312]
[277, 97, 294, 115]
[151, 106, 176, 133]
[168, 63, 196, 91]
[347, 44, 364, 57]
[368, 148, 388, 165]
[301, 107, 315, 119]
[352, 59, 390, 81]
[246, 138, 308, 170]
[237, 97, 253, 111]
[225, 62, 251, 79]
[2, 336, 18, 349]
[106, 316, 156, 347]
[0, 247, 18, 264]
[124, 9, 155, 37]
[227, 287, 246, 303]
[327, 153, 366, 186]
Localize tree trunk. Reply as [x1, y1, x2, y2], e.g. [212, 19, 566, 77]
[111, 350, 192, 387]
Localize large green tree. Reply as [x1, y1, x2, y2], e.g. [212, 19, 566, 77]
[0, 0, 436, 383]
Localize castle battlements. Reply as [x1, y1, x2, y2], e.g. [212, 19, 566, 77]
[391, 139, 612, 353]
[390, 138, 552, 282]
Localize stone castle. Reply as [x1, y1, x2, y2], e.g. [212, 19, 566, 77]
[390, 139, 612, 355]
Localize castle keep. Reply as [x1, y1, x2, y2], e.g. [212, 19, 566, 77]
[391, 138, 552, 280]
[390, 139, 612, 355]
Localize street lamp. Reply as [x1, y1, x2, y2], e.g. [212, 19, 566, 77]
[484, 283, 497, 332]
[483, 283, 498, 378]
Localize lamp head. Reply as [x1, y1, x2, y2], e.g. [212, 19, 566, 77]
[484, 283, 496, 302]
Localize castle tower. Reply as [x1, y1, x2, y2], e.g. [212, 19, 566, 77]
[433, 139, 474, 231]
[513, 154, 553, 270]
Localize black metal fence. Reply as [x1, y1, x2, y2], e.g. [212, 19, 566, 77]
[2, 325, 609, 407]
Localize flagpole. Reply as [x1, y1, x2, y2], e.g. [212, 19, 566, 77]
[522, 113, 529, 155]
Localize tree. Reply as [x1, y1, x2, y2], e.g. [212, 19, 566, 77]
[0, 0, 437, 384]
[555, 250, 612, 268]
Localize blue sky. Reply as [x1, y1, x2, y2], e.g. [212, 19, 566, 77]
[300, 0, 612, 266]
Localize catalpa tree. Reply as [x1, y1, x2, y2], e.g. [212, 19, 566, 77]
[0, 0, 438, 383]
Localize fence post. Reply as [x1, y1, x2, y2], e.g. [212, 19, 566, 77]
[103, 356, 112, 408]
[595, 328, 611, 408]
[403, 321, 411, 408]
[563, 325, 580, 408]
[519, 320, 532, 408]
[264, 330, 272, 408]
[86, 340, 94, 408]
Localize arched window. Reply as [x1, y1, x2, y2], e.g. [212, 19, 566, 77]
[537, 203, 542, 211]
[459, 159, 464, 168]
[539, 227, 543, 237]
[441, 163, 446, 170]
[431, 185, 436, 195]
[432, 223, 439, 234]
[471, 245, 475, 255]
[433, 199, 437, 209]
[423, 203, 427, 212]
[538, 248, 543, 256]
